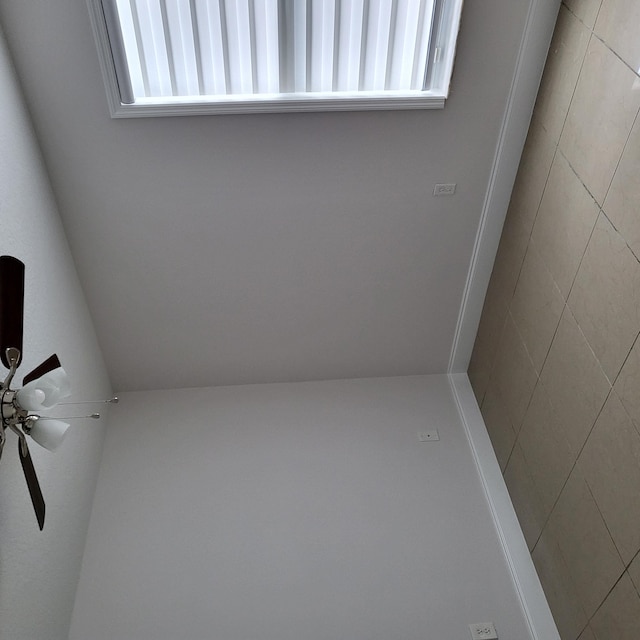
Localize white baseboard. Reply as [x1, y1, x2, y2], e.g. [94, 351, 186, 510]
[449, 373, 560, 640]
[448, 0, 562, 373]
[447, 3, 562, 629]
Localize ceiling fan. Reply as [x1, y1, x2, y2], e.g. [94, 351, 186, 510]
[0, 255, 111, 530]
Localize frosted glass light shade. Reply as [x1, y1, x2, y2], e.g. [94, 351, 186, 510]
[29, 418, 70, 451]
[17, 366, 71, 410]
[15, 387, 46, 411]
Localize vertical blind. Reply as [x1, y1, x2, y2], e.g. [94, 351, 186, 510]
[107, 0, 439, 102]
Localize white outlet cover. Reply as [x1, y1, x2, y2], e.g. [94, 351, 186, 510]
[433, 183, 457, 196]
[469, 622, 498, 640]
[418, 430, 440, 441]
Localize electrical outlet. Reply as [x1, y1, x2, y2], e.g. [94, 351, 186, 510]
[469, 622, 498, 640]
[433, 183, 457, 196]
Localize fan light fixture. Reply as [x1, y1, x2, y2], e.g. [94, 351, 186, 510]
[17, 365, 71, 410]
[0, 255, 118, 530]
[25, 417, 71, 451]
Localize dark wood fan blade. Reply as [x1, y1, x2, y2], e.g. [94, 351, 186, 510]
[18, 439, 46, 530]
[0, 256, 25, 369]
[23, 354, 62, 386]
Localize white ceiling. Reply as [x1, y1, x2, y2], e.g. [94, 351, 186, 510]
[0, 0, 531, 392]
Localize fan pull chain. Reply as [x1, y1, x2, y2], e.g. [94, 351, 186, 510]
[57, 396, 119, 405]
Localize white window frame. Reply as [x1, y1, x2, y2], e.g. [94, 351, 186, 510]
[87, 0, 464, 118]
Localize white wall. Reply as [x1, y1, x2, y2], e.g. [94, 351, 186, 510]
[0, 0, 536, 392]
[0, 26, 112, 640]
[70, 375, 532, 640]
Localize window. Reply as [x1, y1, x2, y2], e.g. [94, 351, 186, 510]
[88, 0, 463, 117]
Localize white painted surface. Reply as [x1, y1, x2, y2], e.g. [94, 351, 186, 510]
[69, 375, 533, 640]
[0, 1, 564, 636]
[0, 26, 112, 640]
[450, 374, 560, 640]
[0, 0, 535, 391]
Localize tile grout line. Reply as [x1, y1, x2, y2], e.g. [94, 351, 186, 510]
[599, 104, 640, 264]
[527, 372, 613, 557]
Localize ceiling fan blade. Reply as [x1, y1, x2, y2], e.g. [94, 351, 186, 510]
[18, 439, 46, 530]
[23, 354, 62, 386]
[0, 256, 25, 369]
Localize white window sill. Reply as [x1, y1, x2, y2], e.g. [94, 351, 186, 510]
[107, 92, 446, 118]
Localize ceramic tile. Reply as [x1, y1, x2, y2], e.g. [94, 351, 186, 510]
[604, 115, 640, 262]
[564, 0, 602, 27]
[469, 208, 529, 404]
[507, 120, 557, 235]
[629, 553, 640, 595]
[532, 525, 588, 640]
[614, 336, 640, 431]
[469, 212, 531, 403]
[569, 213, 640, 382]
[577, 625, 597, 640]
[547, 466, 625, 618]
[511, 239, 565, 373]
[590, 573, 640, 640]
[468, 277, 510, 404]
[504, 443, 547, 550]
[535, 6, 591, 143]
[489, 212, 531, 306]
[560, 36, 640, 205]
[579, 391, 640, 564]
[595, 0, 640, 72]
[480, 380, 516, 471]
[518, 382, 576, 518]
[531, 153, 600, 300]
[491, 313, 539, 432]
[540, 308, 611, 456]
[468, 347, 489, 407]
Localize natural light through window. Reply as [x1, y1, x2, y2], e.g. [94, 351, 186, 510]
[89, 0, 463, 117]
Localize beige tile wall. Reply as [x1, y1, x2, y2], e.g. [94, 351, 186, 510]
[468, 1, 640, 638]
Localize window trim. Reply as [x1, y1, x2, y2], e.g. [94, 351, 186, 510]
[87, 0, 462, 118]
